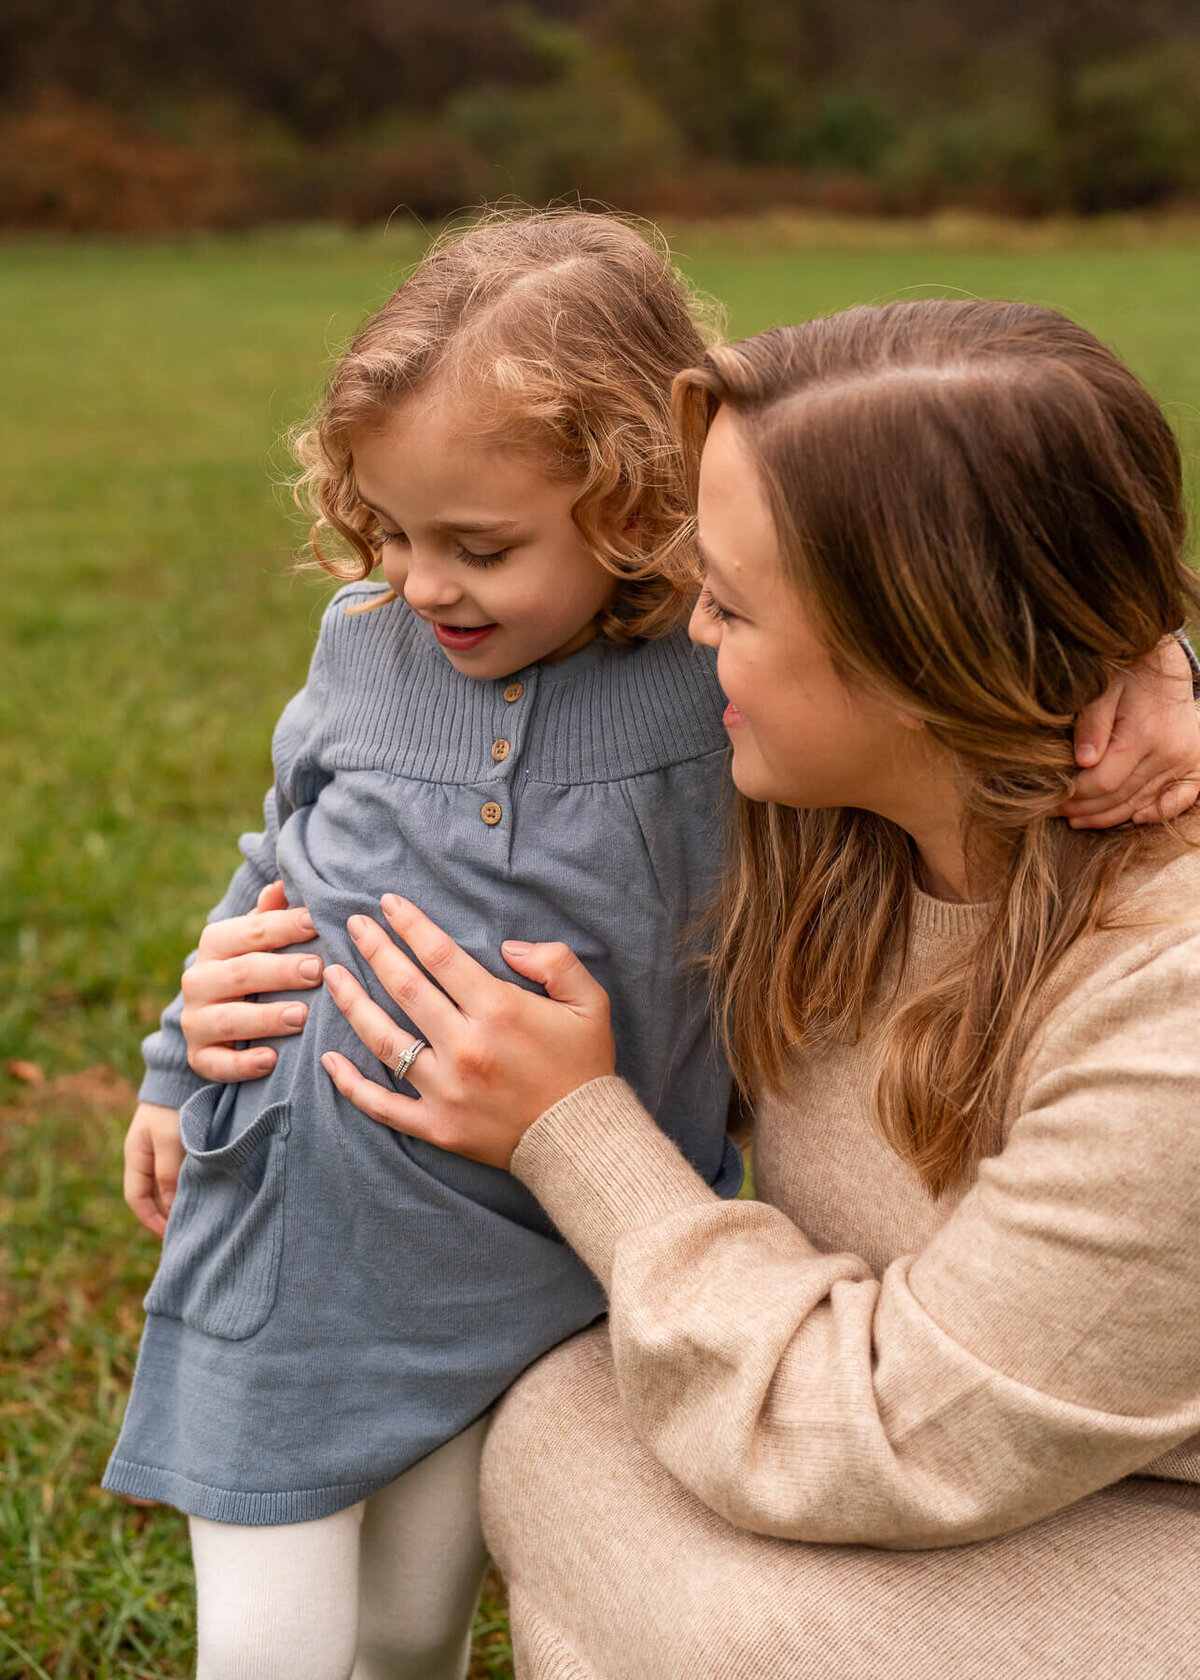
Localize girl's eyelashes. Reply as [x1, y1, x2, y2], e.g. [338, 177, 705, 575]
[457, 546, 509, 569]
[371, 528, 507, 569]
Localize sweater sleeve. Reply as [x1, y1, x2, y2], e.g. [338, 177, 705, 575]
[510, 928, 1200, 1550]
[137, 606, 336, 1110]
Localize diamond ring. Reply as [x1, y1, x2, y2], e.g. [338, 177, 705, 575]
[390, 1040, 429, 1084]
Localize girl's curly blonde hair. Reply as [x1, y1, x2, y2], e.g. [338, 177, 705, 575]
[293, 208, 723, 641]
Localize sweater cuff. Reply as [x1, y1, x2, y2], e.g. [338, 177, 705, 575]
[137, 1066, 209, 1110]
[510, 1076, 720, 1288]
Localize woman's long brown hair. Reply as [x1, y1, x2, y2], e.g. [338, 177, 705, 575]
[675, 300, 1199, 1196]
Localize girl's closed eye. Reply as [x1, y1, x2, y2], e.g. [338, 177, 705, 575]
[457, 546, 509, 569]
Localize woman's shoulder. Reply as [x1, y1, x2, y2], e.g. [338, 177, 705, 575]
[1021, 825, 1200, 1091]
[1113, 817, 1200, 915]
[1090, 823, 1200, 980]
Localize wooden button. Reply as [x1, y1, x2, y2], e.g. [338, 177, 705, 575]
[503, 681, 524, 703]
[491, 738, 510, 762]
[481, 801, 503, 826]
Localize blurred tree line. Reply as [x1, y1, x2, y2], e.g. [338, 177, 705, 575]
[3, 0, 1200, 229]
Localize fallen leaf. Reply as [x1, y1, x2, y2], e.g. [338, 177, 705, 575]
[6, 1060, 45, 1086]
[53, 1065, 136, 1108]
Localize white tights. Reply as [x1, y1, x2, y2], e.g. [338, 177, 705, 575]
[189, 1416, 490, 1680]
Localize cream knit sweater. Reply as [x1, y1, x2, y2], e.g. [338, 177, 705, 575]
[508, 840, 1200, 1550]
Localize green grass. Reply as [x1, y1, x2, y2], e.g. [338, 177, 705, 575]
[6, 215, 1200, 1674]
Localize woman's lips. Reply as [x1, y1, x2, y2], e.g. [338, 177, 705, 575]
[723, 700, 745, 728]
[433, 621, 498, 651]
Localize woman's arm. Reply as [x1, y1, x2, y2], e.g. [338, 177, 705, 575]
[323, 897, 1200, 1551]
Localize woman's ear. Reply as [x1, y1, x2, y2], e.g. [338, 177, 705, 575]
[893, 709, 926, 733]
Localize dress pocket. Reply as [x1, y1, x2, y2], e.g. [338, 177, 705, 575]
[144, 1086, 291, 1341]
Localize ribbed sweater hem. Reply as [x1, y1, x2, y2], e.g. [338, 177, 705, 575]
[102, 1456, 394, 1526]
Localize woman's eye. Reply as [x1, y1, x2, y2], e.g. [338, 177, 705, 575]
[457, 546, 508, 569]
[376, 529, 408, 548]
[699, 586, 730, 622]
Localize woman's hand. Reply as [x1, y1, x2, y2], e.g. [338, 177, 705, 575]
[124, 1102, 184, 1237]
[319, 895, 616, 1169]
[1063, 635, 1200, 828]
[180, 880, 323, 1082]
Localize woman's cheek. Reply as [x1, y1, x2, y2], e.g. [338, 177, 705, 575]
[715, 645, 744, 713]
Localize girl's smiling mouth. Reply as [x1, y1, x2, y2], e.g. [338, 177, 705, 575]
[433, 621, 499, 651]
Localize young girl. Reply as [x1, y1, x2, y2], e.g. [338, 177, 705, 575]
[106, 212, 744, 1680]
[110, 214, 1200, 1679]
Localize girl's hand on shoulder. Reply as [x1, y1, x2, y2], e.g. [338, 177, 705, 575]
[124, 1102, 184, 1237]
[319, 896, 616, 1169]
[1062, 635, 1200, 829]
[180, 880, 323, 1082]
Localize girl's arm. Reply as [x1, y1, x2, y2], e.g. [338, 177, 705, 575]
[322, 898, 1200, 1550]
[124, 881, 320, 1236]
[125, 584, 347, 1234]
[1063, 632, 1200, 827]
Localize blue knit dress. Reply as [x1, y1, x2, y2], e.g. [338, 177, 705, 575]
[103, 584, 742, 1524]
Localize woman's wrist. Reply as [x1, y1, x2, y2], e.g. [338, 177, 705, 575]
[511, 1075, 718, 1286]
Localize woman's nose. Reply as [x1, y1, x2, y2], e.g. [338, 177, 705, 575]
[687, 592, 719, 649]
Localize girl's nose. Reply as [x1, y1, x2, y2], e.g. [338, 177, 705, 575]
[401, 550, 463, 616]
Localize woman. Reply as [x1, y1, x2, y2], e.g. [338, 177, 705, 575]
[169, 301, 1200, 1675]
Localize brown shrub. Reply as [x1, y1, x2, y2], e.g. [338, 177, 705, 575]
[0, 90, 253, 233]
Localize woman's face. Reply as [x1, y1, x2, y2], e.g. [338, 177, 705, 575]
[688, 406, 924, 812]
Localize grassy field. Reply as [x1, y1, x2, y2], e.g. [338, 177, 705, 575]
[5, 216, 1200, 1676]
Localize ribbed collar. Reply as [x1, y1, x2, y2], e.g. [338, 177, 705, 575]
[908, 884, 993, 942]
[315, 586, 728, 785]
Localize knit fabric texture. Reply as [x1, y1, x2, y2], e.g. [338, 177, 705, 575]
[104, 585, 743, 1523]
[479, 842, 1200, 1673]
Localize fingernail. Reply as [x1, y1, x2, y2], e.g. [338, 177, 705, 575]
[321, 1053, 337, 1077]
[299, 957, 322, 981]
[348, 916, 367, 940]
[255, 1050, 276, 1072]
[282, 1004, 307, 1026]
[1076, 744, 1098, 766]
[297, 910, 316, 933]
[381, 894, 401, 915]
[503, 940, 532, 955]
[324, 965, 344, 991]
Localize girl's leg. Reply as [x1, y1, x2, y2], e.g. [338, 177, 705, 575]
[190, 1503, 363, 1680]
[353, 1415, 491, 1680]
